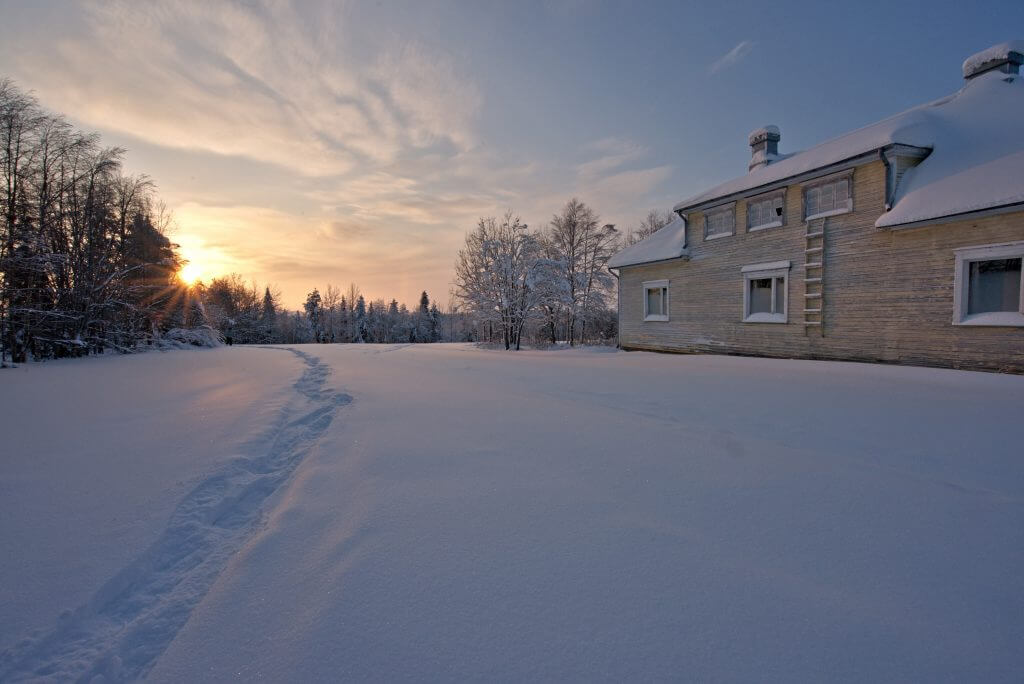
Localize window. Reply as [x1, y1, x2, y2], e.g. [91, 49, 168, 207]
[953, 241, 1024, 327]
[741, 261, 790, 323]
[703, 203, 735, 240]
[643, 280, 669, 321]
[804, 173, 852, 220]
[747, 190, 786, 231]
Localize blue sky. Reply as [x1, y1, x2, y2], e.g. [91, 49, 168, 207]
[1, 0, 1021, 307]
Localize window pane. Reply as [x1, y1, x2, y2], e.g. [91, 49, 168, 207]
[748, 202, 760, 227]
[820, 183, 835, 211]
[968, 258, 1022, 314]
[836, 179, 849, 205]
[749, 278, 773, 314]
[806, 188, 819, 216]
[774, 277, 785, 314]
[646, 287, 662, 316]
[708, 209, 732, 236]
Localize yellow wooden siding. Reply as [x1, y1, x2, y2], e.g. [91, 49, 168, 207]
[619, 160, 1024, 373]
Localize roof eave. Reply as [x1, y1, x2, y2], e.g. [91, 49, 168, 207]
[878, 200, 1024, 231]
[611, 250, 691, 270]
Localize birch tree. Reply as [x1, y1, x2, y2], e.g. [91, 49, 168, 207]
[454, 210, 544, 350]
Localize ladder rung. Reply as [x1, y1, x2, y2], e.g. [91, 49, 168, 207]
[804, 277, 822, 283]
[805, 247, 823, 253]
[803, 321, 822, 326]
[803, 308, 822, 313]
[806, 231, 824, 238]
[805, 293, 822, 299]
[805, 262, 823, 268]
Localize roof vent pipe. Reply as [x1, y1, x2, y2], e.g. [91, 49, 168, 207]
[748, 125, 780, 172]
[962, 41, 1023, 80]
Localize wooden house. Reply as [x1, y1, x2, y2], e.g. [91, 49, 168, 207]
[609, 42, 1024, 373]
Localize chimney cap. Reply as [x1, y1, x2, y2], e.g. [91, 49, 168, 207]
[748, 125, 781, 146]
[962, 41, 1024, 79]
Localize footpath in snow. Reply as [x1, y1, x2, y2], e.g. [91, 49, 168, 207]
[2, 344, 1023, 682]
[0, 347, 350, 681]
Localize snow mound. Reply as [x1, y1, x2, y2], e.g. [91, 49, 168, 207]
[156, 326, 223, 349]
[961, 40, 1024, 78]
[877, 69, 1024, 227]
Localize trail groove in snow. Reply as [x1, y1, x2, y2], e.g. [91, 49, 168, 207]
[0, 348, 350, 683]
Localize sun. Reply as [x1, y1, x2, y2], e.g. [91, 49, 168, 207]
[178, 261, 204, 285]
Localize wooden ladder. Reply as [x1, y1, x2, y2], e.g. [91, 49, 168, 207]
[803, 218, 825, 334]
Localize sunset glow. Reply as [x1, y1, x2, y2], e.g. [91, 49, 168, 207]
[0, 1, 1016, 309]
[178, 261, 203, 285]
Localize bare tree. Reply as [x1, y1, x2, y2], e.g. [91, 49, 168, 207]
[577, 222, 619, 344]
[623, 208, 674, 247]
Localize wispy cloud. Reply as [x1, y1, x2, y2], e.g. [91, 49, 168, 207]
[9, 1, 481, 177]
[709, 40, 754, 74]
[575, 137, 649, 179]
[569, 138, 674, 217]
[0, 0, 682, 307]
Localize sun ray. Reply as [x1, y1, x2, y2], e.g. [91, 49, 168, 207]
[178, 261, 203, 285]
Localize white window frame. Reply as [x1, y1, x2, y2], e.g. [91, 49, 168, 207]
[643, 279, 669, 322]
[952, 241, 1024, 327]
[803, 171, 853, 221]
[703, 202, 735, 241]
[741, 261, 790, 324]
[746, 189, 786, 232]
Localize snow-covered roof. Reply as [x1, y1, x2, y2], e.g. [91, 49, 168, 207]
[607, 216, 688, 269]
[673, 100, 942, 213]
[877, 69, 1024, 228]
[673, 42, 1024, 231]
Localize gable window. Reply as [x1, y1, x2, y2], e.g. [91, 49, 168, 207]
[643, 280, 669, 321]
[741, 261, 790, 323]
[953, 241, 1024, 327]
[747, 190, 786, 231]
[804, 172, 852, 220]
[703, 203, 735, 240]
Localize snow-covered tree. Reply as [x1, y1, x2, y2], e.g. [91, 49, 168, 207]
[454, 210, 545, 350]
[304, 289, 323, 342]
[353, 294, 367, 342]
[1, 78, 184, 361]
[544, 198, 617, 345]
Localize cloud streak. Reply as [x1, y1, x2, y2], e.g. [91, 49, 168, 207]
[0, 0, 683, 307]
[14, 1, 482, 177]
[709, 40, 755, 74]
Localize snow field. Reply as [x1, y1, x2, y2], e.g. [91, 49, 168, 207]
[2, 344, 1023, 682]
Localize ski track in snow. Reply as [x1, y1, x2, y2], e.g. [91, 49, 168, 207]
[0, 348, 351, 683]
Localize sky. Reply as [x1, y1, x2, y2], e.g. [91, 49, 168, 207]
[1, 0, 1022, 308]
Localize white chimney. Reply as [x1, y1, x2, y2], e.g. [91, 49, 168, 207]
[748, 125, 781, 172]
[962, 41, 1023, 80]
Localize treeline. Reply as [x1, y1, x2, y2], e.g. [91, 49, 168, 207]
[2, 75, 675, 361]
[454, 199, 672, 350]
[1, 79, 189, 364]
[198, 277, 476, 345]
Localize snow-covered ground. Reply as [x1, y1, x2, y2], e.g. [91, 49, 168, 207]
[2, 345, 1022, 682]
